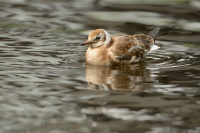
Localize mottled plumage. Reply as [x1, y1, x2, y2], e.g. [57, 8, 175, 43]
[81, 27, 160, 66]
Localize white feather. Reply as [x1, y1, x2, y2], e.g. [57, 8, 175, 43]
[148, 44, 160, 54]
[103, 30, 111, 46]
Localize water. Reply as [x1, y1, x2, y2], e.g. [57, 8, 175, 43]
[0, 0, 200, 133]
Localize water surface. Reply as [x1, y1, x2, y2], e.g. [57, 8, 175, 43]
[0, 0, 200, 133]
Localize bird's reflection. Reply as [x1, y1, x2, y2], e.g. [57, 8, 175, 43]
[85, 64, 156, 91]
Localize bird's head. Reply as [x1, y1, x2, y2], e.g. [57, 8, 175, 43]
[81, 29, 111, 48]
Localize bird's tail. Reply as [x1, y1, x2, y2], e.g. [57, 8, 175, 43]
[147, 27, 160, 40]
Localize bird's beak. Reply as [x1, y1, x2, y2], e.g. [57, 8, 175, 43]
[81, 42, 87, 46]
[80, 41, 94, 46]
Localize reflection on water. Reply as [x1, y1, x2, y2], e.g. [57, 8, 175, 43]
[85, 64, 155, 91]
[0, 0, 200, 133]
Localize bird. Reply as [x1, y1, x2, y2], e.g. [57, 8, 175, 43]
[81, 27, 160, 66]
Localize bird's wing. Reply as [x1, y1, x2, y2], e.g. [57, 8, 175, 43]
[109, 35, 139, 55]
[133, 34, 154, 52]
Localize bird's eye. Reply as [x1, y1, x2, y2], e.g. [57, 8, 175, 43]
[95, 36, 100, 40]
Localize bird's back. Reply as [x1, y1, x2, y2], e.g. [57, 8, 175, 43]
[108, 34, 154, 56]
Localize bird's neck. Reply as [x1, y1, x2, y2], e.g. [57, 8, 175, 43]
[103, 30, 112, 46]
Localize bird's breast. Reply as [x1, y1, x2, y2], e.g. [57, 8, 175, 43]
[85, 47, 111, 66]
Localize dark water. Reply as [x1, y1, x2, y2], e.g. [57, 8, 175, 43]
[0, 0, 200, 133]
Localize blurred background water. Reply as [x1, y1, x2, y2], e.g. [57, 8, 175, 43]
[0, 0, 200, 133]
